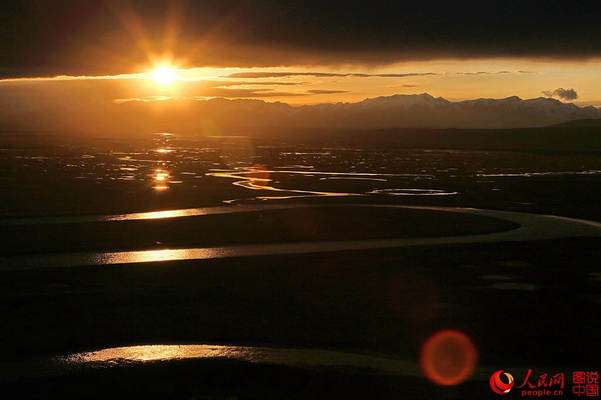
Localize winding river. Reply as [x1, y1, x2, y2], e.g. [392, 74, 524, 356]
[1, 204, 599, 271]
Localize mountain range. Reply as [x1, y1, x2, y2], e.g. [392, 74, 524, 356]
[2, 93, 601, 135]
[193, 93, 601, 130]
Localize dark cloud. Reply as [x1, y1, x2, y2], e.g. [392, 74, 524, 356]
[542, 88, 579, 101]
[227, 72, 362, 78]
[214, 81, 303, 86]
[225, 72, 443, 79]
[190, 82, 308, 97]
[456, 72, 488, 76]
[375, 73, 443, 78]
[456, 71, 512, 76]
[306, 90, 349, 95]
[203, 88, 307, 98]
[1, 1, 601, 79]
[226, 71, 532, 80]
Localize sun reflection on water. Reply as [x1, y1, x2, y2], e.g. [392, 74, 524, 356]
[153, 148, 173, 154]
[53, 344, 423, 377]
[152, 169, 170, 190]
[104, 208, 215, 221]
[96, 248, 221, 264]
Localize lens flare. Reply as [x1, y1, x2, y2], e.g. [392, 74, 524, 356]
[247, 164, 270, 187]
[420, 329, 478, 386]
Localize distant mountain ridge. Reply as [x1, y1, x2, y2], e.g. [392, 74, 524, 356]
[2, 92, 601, 135]
[284, 93, 601, 129]
[170, 93, 601, 130]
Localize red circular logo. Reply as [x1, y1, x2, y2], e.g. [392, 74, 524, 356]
[490, 370, 515, 394]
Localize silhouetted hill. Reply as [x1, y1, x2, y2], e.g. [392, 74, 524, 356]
[547, 118, 601, 128]
[254, 126, 601, 152]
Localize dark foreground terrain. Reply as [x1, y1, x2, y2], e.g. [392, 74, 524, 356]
[1, 235, 599, 399]
[0, 131, 599, 399]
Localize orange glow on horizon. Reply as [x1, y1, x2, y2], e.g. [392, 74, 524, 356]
[2, 60, 600, 108]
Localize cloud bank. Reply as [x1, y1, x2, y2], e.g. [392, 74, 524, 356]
[1, 78, 599, 136]
[543, 88, 579, 101]
[1, 1, 601, 78]
[225, 72, 444, 79]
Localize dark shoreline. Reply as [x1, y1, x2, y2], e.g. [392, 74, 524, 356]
[1, 236, 598, 364]
[0, 206, 519, 256]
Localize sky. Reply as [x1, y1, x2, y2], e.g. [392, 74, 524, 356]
[1, 0, 601, 134]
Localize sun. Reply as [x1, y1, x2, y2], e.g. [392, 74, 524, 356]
[152, 67, 178, 85]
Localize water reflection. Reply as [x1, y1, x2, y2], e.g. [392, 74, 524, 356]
[2, 204, 600, 271]
[106, 208, 209, 221]
[370, 188, 458, 196]
[150, 133, 175, 189]
[152, 169, 170, 190]
[153, 148, 173, 154]
[477, 170, 601, 177]
[53, 344, 423, 377]
[207, 167, 448, 200]
[3, 134, 600, 213]
[95, 248, 221, 265]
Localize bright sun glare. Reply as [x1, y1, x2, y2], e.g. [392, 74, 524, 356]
[152, 67, 178, 85]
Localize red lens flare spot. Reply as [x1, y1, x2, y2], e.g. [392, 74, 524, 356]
[247, 164, 270, 186]
[420, 329, 478, 386]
